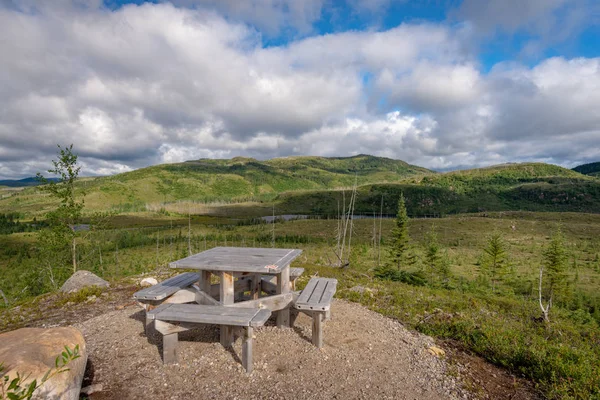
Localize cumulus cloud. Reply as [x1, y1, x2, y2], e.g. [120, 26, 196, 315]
[0, 1, 598, 179]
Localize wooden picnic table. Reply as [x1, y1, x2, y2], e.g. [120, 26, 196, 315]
[169, 247, 302, 345]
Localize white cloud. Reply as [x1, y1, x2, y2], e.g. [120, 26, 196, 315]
[0, 1, 598, 179]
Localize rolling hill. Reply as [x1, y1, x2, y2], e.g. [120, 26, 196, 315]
[2, 156, 599, 217]
[0, 177, 60, 187]
[573, 161, 600, 177]
[0, 155, 433, 215]
[275, 162, 600, 216]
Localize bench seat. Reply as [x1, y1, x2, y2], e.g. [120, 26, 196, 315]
[150, 303, 271, 373]
[293, 277, 337, 348]
[133, 272, 200, 301]
[261, 267, 305, 293]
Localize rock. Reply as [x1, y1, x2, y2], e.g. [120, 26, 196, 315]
[140, 277, 158, 287]
[60, 270, 109, 293]
[80, 383, 103, 395]
[0, 327, 87, 400]
[427, 346, 446, 357]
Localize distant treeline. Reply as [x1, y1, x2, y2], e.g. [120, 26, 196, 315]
[0, 213, 46, 234]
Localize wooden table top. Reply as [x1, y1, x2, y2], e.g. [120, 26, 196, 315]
[169, 247, 302, 274]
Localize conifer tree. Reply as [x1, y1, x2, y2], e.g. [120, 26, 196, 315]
[539, 227, 568, 322]
[390, 192, 410, 270]
[481, 232, 508, 293]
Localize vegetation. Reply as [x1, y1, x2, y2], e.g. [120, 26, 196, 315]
[389, 193, 410, 270]
[36, 145, 85, 276]
[1, 345, 80, 400]
[572, 161, 600, 177]
[2, 154, 600, 398]
[480, 232, 510, 293]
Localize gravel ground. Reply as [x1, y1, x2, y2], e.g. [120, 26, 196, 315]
[74, 299, 471, 400]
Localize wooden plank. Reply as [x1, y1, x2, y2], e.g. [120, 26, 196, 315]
[133, 272, 200, 301]
[276, 267, 290, 328]
[154, 304, 263, 326]
[289, 268, 305, 279]
[146, 303, 173, 320]
[209, 277, 251, 298]
[260, 277, 277, 295]
[250, 309, 272, 327]
[220, 272, 235, 346]
[169, 247, 302, 274]
[227, 293, 293, 312]
[242, 326, 253, 373]
[195, 289, 221, 306]
[162, 332, 178, 364]
[164, 288, 197, 304]
[295, 277, 318, 304]
[295, 278, 337, 311]
[250, 274, 261, 300]
[200, 271, 211, 295]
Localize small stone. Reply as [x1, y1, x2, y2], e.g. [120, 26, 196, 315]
[427, 346, 446, 357]
[140, 277, 158, 287]
[80, 384, 103, 395]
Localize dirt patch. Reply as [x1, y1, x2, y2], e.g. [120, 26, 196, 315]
[75, 300, 469, 399]
[443, 341, 543, 400]
[1, 284, 542, 399]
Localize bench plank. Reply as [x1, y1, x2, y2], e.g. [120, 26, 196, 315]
[133, 273, 200, 301]
[295, 277, 337, 311]
[154, 304, 270, 327]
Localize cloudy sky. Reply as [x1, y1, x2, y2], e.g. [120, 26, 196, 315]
[0, 0, 599, 179]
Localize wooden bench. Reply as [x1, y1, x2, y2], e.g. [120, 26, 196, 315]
[149, 303, 271, 373]
[133, 272, 201, 332]
[293, 277, 337, 348]
[260, 267, 305, 294]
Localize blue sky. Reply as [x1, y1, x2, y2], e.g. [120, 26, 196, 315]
[0, 0, 599, 178]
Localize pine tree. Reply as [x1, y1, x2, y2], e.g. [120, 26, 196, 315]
[481, 232, 508, 293]
[539, 227, 568, 322]
[424, 224, 441, 282]
[390, 192, 410, 270]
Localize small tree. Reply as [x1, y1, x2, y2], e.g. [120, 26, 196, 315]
[36, 145, 84, 275]
[480, 232, 509, 293]
[424, 224, 441, 282]
[539, 227, 568, 322]
[390, 192, 410, 270]
[424, 225, 452, 287]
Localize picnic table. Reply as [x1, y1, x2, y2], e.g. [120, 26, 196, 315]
[168, 247, 302, 345]
[135, 246, 337, 372]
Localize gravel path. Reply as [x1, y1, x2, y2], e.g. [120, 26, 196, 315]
[75, 299, 470, 399]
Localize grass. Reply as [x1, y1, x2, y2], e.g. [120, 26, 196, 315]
[1, 209, 600, 398]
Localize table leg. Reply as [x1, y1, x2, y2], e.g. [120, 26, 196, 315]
[250, 274, 261, 300]
[220, 272, 235, 346]
[201, 271, 212, 298]
[276, 267, 290, 328]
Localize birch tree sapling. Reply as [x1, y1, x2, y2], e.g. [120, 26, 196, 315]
[36, 144, 84, 276]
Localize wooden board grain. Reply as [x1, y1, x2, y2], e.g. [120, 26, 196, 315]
[133, 272, 200, 301]
[169, 247, 302, 274]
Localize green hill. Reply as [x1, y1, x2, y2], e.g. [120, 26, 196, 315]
[275, 162, 600, 215]
[573, 161, 600, 177]
[0, 155, 432, 216]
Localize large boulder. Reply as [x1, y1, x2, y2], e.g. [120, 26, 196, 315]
[60, 270, 109, 293]
[0, 327, 87, 400]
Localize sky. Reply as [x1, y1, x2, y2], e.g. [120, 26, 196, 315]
[0, 0, 599, 179]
